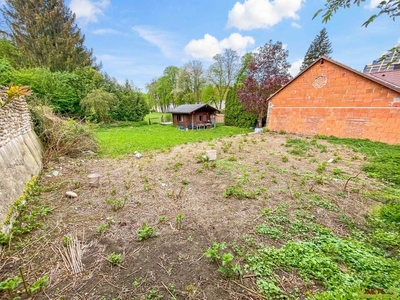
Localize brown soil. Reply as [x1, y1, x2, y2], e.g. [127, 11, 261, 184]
[0, 132, 380, 300]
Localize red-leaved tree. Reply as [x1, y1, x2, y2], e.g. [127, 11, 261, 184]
[238, 40, 291, 128]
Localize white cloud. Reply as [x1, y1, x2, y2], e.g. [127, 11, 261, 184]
[291, 22, 302, 29]
[365, 0, 381, 9]
[184, 33, 255, 61]
[93, 28, 123, 35]
[227, 0, 304, 30]
[133, 26, 177, 58]
[289, 59, 303, 77]
[69, 0, 110, 24]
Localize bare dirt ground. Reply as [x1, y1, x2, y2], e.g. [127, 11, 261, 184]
[1, 131, 381, 299]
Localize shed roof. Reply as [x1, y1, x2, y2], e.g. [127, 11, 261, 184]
[169, 104, 219, 114]
[369, 70, 400, 87]
[269, 56, 400, 101]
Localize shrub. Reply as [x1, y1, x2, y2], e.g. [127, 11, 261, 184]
[30, 105, 97, 164]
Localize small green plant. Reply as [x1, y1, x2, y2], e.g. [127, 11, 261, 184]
[123, 179, 132, 190]
[159, 215, 166, 223]
[316, 162, 327, 173]
[281, 155, 289, 162]
[174, 161, 183, 172]
[175, 213, 184, 230]
[203, 161, 217, 169]
[204, 242, 241, 279]
[137, 223, 158, 241]
[181, 178, 189, 185]
[0, 232, 11, 245]
[255, 224, 282, 240]
[96, 222, 110, 236]
[28, 275, 49, 294]
[146, 289, 163, 299]
[110, 187, 117, 195]
[333, 168, 344, 176]
[96, 218, 113, 236]
[108, 252, 122, 265]
[62, 235, 73, 247]
[222, 141, 232, 153]
[227, 155, 237, 161]
[0, 276, 22, 299]
[106, 198, 126, 211]
[204, 242, 226, 261]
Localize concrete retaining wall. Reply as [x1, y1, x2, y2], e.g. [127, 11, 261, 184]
[0, 87, 43, 224]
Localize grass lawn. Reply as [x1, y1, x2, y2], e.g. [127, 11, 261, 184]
[144, 112, 172, 124]
[96, 123, 252, 157]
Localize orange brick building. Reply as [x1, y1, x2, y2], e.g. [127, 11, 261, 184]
[267, 57, 400, 144]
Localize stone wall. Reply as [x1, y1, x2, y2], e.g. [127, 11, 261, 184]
[0, 87, 43, 224]
[267, 59, 400, 144]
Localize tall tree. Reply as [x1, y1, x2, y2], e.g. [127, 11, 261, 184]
[112, 80, 149, 121]
[2, 0, 97, 71]
[225, 53, 257, 128]
[182, 60, 206, 104]
[207, 49, 240, 109]
[300, 28, 333, 71]
[238, 40, 291, 128]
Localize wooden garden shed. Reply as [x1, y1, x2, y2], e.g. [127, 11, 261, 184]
[169, 104, 220, 129]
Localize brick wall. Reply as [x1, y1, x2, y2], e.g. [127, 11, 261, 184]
[267, 59, 400, 144]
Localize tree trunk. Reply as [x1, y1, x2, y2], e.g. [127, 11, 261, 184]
[257, 115, 263, 128]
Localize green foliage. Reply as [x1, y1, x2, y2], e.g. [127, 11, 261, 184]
[28, 275, 49, 293]
[363, 153, 400, 186]
[175, 213, 184, 230]
[0, 58, 15, 85]
[286, 138, 311, 155]
[316, 161, 327, 173]
[106, 198, 126, 211]
[137, 223, 158, 241]
[379, 201, 400, 223]
[112, 81, 149, 121]
[322, 136, 400, 187]
[62, 235, 73, 247]
[96, 223, 110, 236]
[0, 232, 11, 245]
[314, 0, 400, 27]
[0, 274, 49, 299]
[204, 242, 242, 278]
[224, 85, 257, 128]
[80, 89, 118, 123]
[12, 67, 81, 114]
[0, 276, 22, 298]
[6, 178, 51, 240]
[247, 225, 400, 299]
[224, 185, 256, 200]
[0, 39, 22, 67]
[255, 224, 282, 240]
[108, 252, 122, 265]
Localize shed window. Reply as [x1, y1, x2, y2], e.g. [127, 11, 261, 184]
[199, 115, 203, 121]
[177, 115, 183, 122]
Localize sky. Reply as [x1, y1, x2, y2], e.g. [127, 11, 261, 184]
[66, 0, 400, 91]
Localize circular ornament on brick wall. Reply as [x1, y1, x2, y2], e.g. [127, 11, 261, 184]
[312, 75, 327, 88]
